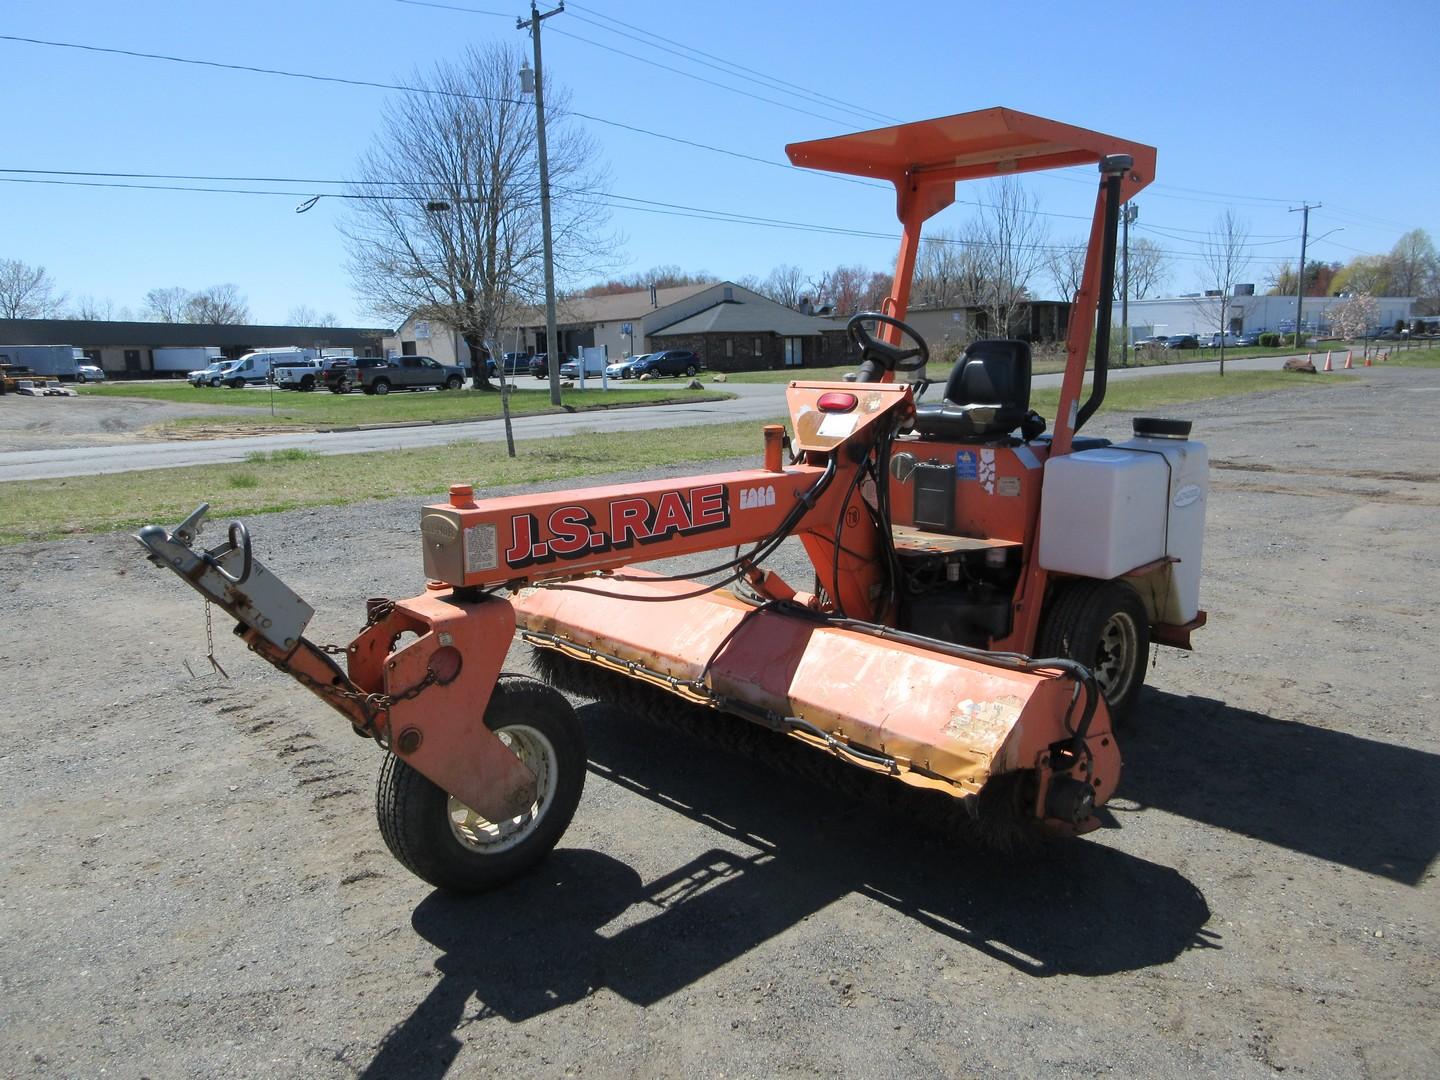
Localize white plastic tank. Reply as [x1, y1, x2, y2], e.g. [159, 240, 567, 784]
[1038, 418, 1208, 624]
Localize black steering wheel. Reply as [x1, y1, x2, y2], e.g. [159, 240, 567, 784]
[845, 312, 929, 383]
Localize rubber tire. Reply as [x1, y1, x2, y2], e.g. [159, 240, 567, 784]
[226, 377, 245, 389]
[1035, 579, 1150, 726]
[299, 375, 315, 391]
[372, 379, 390, 395]
[375, 675, 586, 894]
[685, 365, 697, 377]
[445, 375, 463, 390]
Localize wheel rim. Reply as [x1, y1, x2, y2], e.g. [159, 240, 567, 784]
[1094, 610, 1140, 705]
[447, 724, 558, 854]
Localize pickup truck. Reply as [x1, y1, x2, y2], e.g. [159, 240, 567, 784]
[325, 355, 466, 394]
[271, 358, 327, 391]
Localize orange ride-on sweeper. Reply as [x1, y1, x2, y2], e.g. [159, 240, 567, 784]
[137, 108, 1208, 892]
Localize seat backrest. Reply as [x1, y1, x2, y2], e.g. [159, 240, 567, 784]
[941, 339, 1031, 411]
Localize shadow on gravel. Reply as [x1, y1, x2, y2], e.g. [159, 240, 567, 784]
[1121, 689, 1440, 886]
[361, 704, 1213, 1075]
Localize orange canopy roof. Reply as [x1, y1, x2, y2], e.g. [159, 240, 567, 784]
[786, 107, 1156, 221]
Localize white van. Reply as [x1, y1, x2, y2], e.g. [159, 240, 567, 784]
[216, 348, 318, 388]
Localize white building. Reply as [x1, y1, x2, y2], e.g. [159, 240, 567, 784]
[1113, 291, 1415, 342]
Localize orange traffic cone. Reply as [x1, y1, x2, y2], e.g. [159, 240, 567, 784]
[1343, 350, 1353, 369]
[1364, 353, 1372, 367]
[1321, 352, 1332, 372]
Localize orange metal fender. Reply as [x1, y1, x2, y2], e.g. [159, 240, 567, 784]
[348, 589, 537, 822]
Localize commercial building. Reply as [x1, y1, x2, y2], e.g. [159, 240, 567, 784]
[0, 318, 386, 376]
[1112, 290, 1416, 342]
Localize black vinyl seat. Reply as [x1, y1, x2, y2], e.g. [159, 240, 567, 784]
[912, 339, 1045, 442]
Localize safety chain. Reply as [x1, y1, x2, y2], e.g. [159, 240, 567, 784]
[269, 597, 437, 734]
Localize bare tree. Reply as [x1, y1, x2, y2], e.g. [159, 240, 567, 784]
[286, 305, 339, 327]
[1047, 242, 1087, 302]
[1198, 210, 1252, 375]
[142, 286, 190, 322]
[343, 43, 610, 391]
[757, 264, 808, 309]
[860, 270, 893, 312]
[912, 227, 987, 311]
[973, 178, 1050, 337]
[1127, 238, 1170, 299]
[183, 284, 250, 324]
[0, 259, 66, 319]
[812, 264, 875, 316]
[68, 294, 118, 321]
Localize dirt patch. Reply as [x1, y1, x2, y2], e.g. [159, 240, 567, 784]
[0, 394, 265, 451]
[1, 366, 1436, 1078]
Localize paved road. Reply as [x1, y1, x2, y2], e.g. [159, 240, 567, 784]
[0, 353, 1307, 481]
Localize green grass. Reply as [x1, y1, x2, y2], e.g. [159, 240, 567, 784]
[0, 419, 782, 545]
[3, 367, 1345, 546]
[77, 382, 731, 433]
[1382, 345, 1440, 368]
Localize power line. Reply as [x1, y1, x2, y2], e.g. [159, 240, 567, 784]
[546, 23, 862, 129]
[0, 32, 884, 191]
[392, 0, 515, 16]
[563, 0, 899, 125]
[0, 173, 1259, 262]
[392, 0, 874, 128]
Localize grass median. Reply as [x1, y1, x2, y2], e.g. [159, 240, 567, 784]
[5, 368, 1342, 545]
[78, 381, 731, 434]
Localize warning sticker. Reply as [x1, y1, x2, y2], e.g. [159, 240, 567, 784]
[998, 476, 1021, 497]
[955, 450, 978, 480]
[464, 523, 499, 573]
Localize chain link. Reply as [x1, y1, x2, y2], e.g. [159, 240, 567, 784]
[203, 601, 228, 678]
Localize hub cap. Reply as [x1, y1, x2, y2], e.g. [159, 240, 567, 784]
[1094, 610, 1140, 705]
[447, 725, 557, 854]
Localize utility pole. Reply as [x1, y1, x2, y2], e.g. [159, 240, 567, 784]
[519, 1, 565, 407]
[1289, 202, 1319, 346]
[1121, 203, 1138, 367]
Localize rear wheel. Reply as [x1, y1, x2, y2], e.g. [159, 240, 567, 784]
[1036, 579, 1150, 725]
[299, 375, 315, 391]
[376, 675, 585, 893]
[372, 379, 390, 395]
[685, 365, 697, 377]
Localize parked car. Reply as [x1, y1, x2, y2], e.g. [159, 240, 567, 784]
[488, 352, 532, 377]
[1162, 335, 1199, 350]
[188, 362, 229, 387]
[630, 349, 702, 378]
[74, 364, 106, 383]
[322, 357, 362, 393]
[559, 353, 608, 379]
[344, 354, 466, 395]
[1234, 331, 1263, 347]
[1204, 332, 1242, 349]
[606, 354, 649, 379]
[530, 354, 549, 379]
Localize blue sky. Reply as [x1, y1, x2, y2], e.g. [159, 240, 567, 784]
[4, 0, 1435, 326]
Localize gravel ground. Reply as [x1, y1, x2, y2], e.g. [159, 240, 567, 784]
[1, 366, 1437, 1079]
[0, 392, 265, 451]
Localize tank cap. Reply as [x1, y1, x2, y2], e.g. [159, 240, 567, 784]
[1133, 417, 1192, 440]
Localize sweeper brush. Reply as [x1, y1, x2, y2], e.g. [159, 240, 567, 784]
[135, 108, 1209, 894]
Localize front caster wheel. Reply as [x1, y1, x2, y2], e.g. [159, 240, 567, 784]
[1035, 579, 1150, 726]
[375, 675, 586, 893]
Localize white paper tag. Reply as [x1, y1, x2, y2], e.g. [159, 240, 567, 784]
[818, 411, 858, 438]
